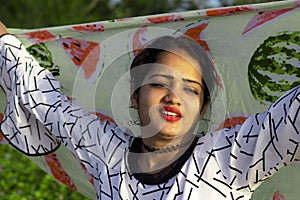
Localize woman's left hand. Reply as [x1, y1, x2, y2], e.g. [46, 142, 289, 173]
[0, 21, 8, 36]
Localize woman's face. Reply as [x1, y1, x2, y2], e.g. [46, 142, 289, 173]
[132, 50, 204, 141]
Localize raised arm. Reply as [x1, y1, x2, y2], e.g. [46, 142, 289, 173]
[212, 85, 300, 192]
[0, 24, 130, 174]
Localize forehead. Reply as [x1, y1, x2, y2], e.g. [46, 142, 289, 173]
[145, 51, 202, 81]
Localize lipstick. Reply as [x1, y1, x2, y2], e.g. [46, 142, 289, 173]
[160, 106, 182, 122]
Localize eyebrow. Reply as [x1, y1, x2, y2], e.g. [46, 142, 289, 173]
[148, 74, 203, 88]
[182, 78, 203, 88]
[148, 74, 174, 80]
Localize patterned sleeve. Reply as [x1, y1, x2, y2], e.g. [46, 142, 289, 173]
[212, 85, 300, 191]
[0, 34, 129, 171]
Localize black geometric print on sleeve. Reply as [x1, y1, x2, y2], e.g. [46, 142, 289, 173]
[0, 41, 62, 155]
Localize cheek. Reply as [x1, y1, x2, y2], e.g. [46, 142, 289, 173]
[191, 104, 201, 119]
[136, 90, 155, 119]
[138, 87, 164, 105]
[186, 96, 202, 118]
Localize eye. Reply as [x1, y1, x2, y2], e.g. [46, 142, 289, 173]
[149, 82, 169, 88]
[184, 87, 199, 95]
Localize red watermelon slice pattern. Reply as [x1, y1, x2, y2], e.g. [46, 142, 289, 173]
[206, 5, 255, 17]
[58, 37, 103, 82]
[216, 116, 248, 130]
[242, 6, 298, 35]
[272, 190, 285, 200]
[71, 23, 104, 33]
[44, 153, 77, 191]
[91, 111, 115, 123]
[68, 151, 95, 186]
[177, 21, 210, 51]
[147, 14, 184, 24]
[177, 21, 224, 89]
[128, 26, 148, 59]
[19, 30, 57, 44]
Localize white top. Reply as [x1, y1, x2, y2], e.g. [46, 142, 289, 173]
[0, 34, 299, 200]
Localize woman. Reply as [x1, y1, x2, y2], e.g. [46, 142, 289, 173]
[0, 21, 299, 199]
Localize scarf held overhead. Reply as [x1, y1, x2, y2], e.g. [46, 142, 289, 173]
[1, 0, 300, 199]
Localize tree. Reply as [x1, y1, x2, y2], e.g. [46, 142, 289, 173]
[0, 0, 276, 28]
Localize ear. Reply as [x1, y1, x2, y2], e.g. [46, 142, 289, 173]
[131, 93, 138, 109]
[200, 103, 209, 117]
[130, 83, 138, 109]
[199, 96, 210, 118]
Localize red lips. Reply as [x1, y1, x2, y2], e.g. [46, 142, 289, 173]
[160, 106, 182, 122]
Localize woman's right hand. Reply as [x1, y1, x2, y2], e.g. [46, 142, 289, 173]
[0, 21, 8, 36]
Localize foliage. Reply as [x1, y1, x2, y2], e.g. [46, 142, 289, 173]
[231, 0, 283, 6]
[0, 0, 180, 28]
[0, 145, 89, 200]
[0, 0, 102, 28]
[0, 0, 278, 28]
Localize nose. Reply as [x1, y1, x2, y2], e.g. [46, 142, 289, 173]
[163, 88, 181, 105]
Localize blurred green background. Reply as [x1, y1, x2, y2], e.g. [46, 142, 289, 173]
[0, 0, 279, 199]
[1, 0, 277, 28]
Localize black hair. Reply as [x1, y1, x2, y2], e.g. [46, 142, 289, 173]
[130, 35, 217, 112]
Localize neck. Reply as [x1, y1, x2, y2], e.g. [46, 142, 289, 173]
[142, 133, 195, 151]
[142, 138, 193, 153]
[137, 136, 197, 174]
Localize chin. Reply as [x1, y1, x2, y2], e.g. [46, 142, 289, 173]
[157, 131, 178, 139]
[155, 128, 186, 141]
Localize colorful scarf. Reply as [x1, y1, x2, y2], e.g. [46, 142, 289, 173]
[1, 0, 300, 199]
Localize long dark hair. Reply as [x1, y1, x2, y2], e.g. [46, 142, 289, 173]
[130, 35, 217, 112]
